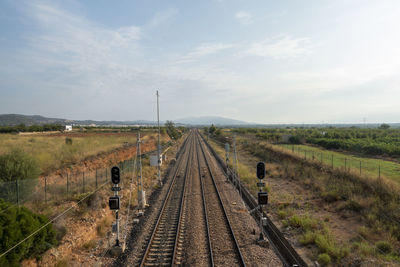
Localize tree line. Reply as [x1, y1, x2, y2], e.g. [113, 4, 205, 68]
[0, 124, 64, 133]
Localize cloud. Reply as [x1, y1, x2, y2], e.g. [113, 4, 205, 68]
[245, 35, 311, 59]
[178, 43, 235, 63]
[235, 11, 253, 25]
[147, 8, 178, 29]
[1, 2, 243, 120]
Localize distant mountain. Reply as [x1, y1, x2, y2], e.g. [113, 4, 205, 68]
[175, 116, 251, 126]
[0, 114, 156, 126]
[0, 114, 67, 126]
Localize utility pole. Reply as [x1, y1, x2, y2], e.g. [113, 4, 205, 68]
[156, 90, 162, 187]
[233, 135, 241, 197]
[225, 142, 230, 182]
[137, 130, 146, 209]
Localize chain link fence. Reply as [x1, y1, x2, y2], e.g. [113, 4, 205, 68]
[0, 157, 137, 211]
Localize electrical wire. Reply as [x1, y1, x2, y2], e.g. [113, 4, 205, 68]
[0, 181, 109, 259]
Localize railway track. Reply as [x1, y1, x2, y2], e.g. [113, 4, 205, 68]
[196, 131, 246, 267]
[138, 132, 195, 266]
[199, 131, 308, 267]
[133, 129, 306, 266]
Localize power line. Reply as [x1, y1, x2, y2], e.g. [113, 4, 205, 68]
[0, 181, 109, 260]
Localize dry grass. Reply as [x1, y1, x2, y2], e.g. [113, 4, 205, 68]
[0, 131, 168, 174]
[208, 132, 400, 265]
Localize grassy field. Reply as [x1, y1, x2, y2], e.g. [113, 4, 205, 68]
[277, 144, 400, 184]
[0, 130, 166, 174]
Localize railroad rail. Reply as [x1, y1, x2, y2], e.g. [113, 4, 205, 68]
[196, 131, 246, 267]
[139, 132, 195, 266]
[199, 131, 308, 267]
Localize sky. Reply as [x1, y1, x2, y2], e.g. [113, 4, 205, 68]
[0, 0, 400, 124]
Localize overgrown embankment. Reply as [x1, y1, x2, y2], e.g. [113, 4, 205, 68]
[209, 130, 400, 266]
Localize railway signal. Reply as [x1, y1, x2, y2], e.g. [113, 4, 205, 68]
[258, 192, 268, 205]
[256, 162, 268, 237]
[256, 161, 265, 179]
[111, 166, 120, 184]
[109, 196, 120, 210]
[109, 166, 122, 251]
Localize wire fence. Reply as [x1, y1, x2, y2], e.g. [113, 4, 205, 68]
[0, 157, 137, 212]
[276, 144, 395, 180]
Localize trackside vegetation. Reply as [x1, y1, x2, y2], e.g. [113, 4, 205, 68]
[0, 124, 64, 133]
[0, 199, 57, 267]
[232, 126, 400, 158]
[207, 128, 400, 265]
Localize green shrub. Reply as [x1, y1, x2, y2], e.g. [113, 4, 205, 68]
[321, 190, 340, 203]
[352, 241, 374, 257]
[0, 149, 40, 202]
[83, 239, 97, 251]
[318, 253, 331, 266]
[0, 148, 40, 182]
[375, 241, 392, 254]
[300, 231, 316, 245]
[286, 214, 318, 231]
[65, 137, 73, 145]
[0, 199, 57, 266]
[315, 234, 349, 261]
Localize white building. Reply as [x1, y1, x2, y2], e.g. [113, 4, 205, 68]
[65, 125, 72, 131]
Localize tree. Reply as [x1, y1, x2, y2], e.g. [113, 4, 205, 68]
[165, 120, 181, 140]
[0, 199, 57, 266]
[379, 123, 390, 130]
[209, 124, 217, 135]
[0, 149, 40, 202]
[0, 149, 40, 182]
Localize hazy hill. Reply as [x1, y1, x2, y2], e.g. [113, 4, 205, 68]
[0, 114, 67, 126]
[176, 116, 250, 125]
[0, 114, 155, 126]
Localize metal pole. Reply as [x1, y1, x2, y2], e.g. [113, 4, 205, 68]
[233, 136, 241, 197]
[45, 176, 47, 203]
[379, 165, 381, 179]
[156, 90, 162, 187]
[16, 179, 19, 206]
[116, 210, 119, 246]
[138, 130, 145, 209]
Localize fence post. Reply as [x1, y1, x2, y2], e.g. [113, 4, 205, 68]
[45, 176, 47, 203]
[16, 179, 19, 206]
[82, 172, 85, 193]
[96, 168, 98, 189]
[378, 165, 381, 179]
[67, 173, 69, 197]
